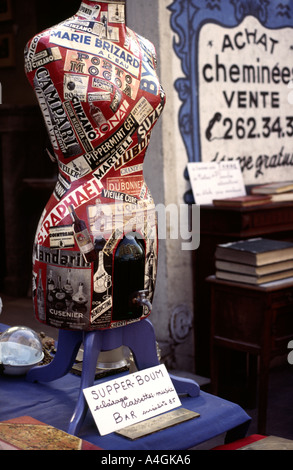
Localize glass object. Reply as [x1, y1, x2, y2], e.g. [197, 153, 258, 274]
[0, 326, 44, 374]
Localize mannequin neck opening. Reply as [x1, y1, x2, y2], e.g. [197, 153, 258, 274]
[76, 0, 126, 27]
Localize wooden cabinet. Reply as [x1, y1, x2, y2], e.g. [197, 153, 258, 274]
[193, 202, 293, 376]
[0, 106, 56, 296]
[208, 275, 293, 434]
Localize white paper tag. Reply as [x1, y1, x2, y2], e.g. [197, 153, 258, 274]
[188, 160, 246, 205]
[83, 364, 181, 436]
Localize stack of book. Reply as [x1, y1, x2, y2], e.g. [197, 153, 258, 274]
[212, 181, 293, 208]
[212, 194, 271, 208]
[215, 237, 293, 285]
[251, 181, 293, 203]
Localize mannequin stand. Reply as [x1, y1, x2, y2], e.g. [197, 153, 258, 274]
[26, 319, 200, 436]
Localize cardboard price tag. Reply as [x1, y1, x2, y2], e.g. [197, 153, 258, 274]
[83, 364, 181, 436]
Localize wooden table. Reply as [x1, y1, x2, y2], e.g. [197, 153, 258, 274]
[207, 275, 293, 434]
[193, 201, 293, 376]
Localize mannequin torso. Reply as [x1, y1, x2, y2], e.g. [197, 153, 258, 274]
[25, 0, 165, 330]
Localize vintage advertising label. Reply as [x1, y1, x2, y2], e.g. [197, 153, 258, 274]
[198, 16, 293, 184]
[50, 29, 140, 78]
[64, 50, 140, 100]
[49, 225, 74, 248]
[83, 364, 181, 436]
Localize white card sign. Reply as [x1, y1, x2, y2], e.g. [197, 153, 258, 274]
[187, 160, 246, 205]
[83, 364, 182, 436]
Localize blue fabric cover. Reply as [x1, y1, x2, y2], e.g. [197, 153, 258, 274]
[0, 323, 250, 450]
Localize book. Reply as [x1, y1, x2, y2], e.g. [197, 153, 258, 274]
[213, 434, 293, 450]
[212, 194, 271, 207]
[251, 181, 293, 195]
[215, 258, 293, 276]
[215, 269, 293, 285]
[0, 416, 102, 450]
[270, 192, 293, 203]
[239, 435, 293, 450]
[215, 238, 293, 266]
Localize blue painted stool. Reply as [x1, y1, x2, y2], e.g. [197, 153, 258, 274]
[26, 319, 200, 436]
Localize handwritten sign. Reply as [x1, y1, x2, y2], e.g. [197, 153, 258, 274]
[188, 160, 245, 205]
[83, 365, 181, 436]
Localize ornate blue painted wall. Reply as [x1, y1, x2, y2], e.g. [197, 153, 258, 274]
[169, 0, 293, 195]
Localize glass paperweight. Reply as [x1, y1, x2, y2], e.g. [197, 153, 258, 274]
[0, 326, 44, 375]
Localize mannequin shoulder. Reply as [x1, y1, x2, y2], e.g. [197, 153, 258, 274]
[25, 17, 73, 49]
[127, 29, 158, 69]
[25, 26, 56, 52]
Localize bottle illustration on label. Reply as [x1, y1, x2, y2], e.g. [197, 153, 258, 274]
[112, 232, 146, 321]
[72, 282, 88, 313]
[90, 236, 113, 327]
[37, 269, 46, 321]
[46, 269, 55, 305]
[90, 102, 109, 133]
[63, 268, 74, 308]
[94, 250, 112, 294]
[53, 275, 66, 311]
[68, 205, 97, 263]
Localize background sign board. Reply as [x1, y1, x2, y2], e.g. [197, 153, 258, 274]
[169, 0, 293, 187]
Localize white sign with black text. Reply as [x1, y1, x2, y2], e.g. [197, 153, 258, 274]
[83, 364, 182, 436]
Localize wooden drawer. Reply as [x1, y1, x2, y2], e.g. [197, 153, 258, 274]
[270, 289, 293, 309]
[212, 287, 266, 347]
[272, 306, 293, 351]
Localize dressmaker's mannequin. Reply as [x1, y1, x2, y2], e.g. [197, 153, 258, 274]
[25, 0, 165, 331]
[25, 5, 199, 436]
